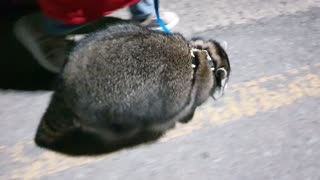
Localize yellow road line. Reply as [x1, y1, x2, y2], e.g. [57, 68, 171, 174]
[2, 63, 320, 179]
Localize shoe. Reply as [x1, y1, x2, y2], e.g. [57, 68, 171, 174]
[14, 13, 72, 73]
[139, 11, 179, 31]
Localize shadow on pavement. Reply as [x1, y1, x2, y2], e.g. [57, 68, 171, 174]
[0, 3, 56, 90]
[37, 129, 163, 156]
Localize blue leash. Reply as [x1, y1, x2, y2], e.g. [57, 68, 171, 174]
[154, 0, 172, 34]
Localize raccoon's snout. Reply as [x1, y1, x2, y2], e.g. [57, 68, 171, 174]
[212, 67, 229, 99]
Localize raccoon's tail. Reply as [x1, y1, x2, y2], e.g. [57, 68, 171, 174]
[34, 92, 78, 148]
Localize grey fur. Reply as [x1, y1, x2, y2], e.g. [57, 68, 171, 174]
[34, 24, 230, 149]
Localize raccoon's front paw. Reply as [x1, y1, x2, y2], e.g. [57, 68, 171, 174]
[178, 108, 196, 124]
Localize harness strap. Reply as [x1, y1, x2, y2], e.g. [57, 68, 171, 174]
[154, 0, 172, 34]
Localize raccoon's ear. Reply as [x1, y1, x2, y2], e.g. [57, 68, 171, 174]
[213, 67, 228, 99]
[221, 41, 228, 51]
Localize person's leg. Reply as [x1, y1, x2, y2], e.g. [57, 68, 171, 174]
[14, 13, 71, 73]
[14, 1, 179, 73]
[43, 17, 85, 35]
[129, 0, 179, 30]
[14, 13, 125, 73]
[14, 11, 96, 73]
[129, 0, 154, 21]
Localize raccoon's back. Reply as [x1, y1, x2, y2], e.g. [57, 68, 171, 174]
[62, 24, 193, 123]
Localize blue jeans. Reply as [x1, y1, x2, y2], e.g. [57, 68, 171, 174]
[45, 0, 154, 35]
[129, 0, 154, 21]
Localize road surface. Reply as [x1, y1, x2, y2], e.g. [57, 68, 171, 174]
[0, 0, 320, 179]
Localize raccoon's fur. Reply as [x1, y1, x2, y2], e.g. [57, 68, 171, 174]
[34, 24, 231, 152]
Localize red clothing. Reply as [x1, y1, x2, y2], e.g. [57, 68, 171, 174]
[38, 0, 140, 25]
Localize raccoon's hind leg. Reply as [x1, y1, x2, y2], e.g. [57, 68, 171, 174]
[34, 92, 79, 148]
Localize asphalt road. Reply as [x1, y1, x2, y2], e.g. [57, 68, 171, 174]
[0, 0, 320, 179]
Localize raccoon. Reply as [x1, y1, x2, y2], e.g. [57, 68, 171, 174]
[34, 24, 231, 151]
